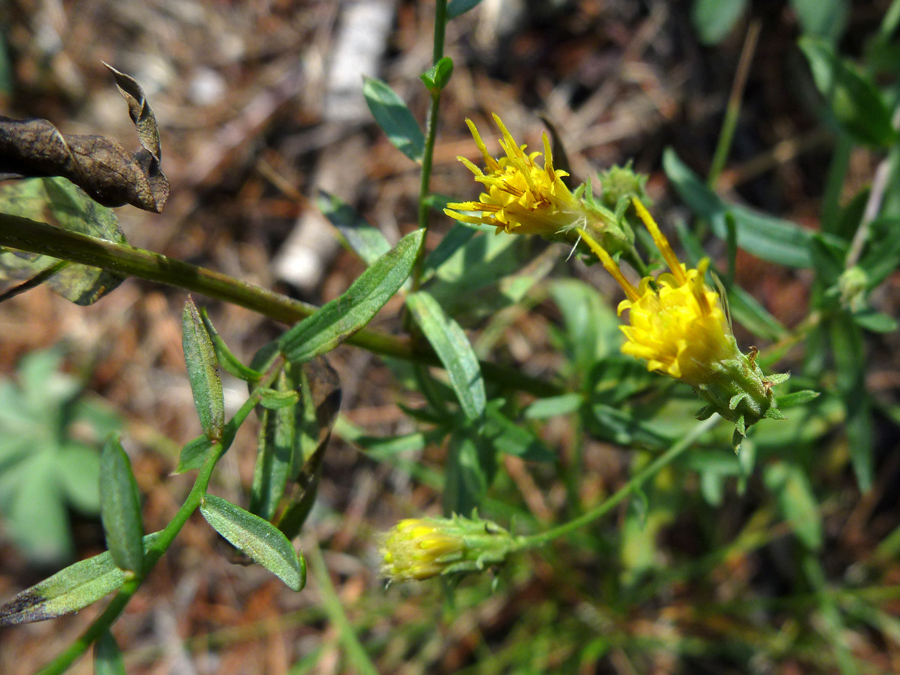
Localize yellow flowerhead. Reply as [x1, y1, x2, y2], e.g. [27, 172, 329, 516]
[580, 199, 737, 386]
[579, 197, 792, 448]
[378, 515, 518, 583]
[444, 114, 590, 236]
[380, 518, 465, 582]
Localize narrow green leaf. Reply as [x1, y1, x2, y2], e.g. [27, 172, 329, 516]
[789, 0, 847, 41]
[858, 217, 900, 288]
[691, 0, 747, 45]
[280, 229, 424, 363]
[317, 191, 391, 266]
[800, 37, 897, 147]
[448, 0, 484, 19]
[525, 394, 583, 419]
[200, 494, 306, 591]
[0, 532, 161, 626]
[259, 388, 300, 410]
[420, 57, 454, 93]
[273, 358, 341, 540]
[182, 297, 225, 440]
[443, 428, 491, 516]
[776, 390, 820, 408]
[764, 462, 823, 550]
[664, 149, 825, 268]
[830, 315, 873, 491]
[0, 177, 126, 305]
[174, 435, 214, 474]
[407, 291, 485, 420]
[422, 223, 478, 279]
[200, 308, 262, 382]
[250, 371, 297, 522]
[485, 404, 556, 462]
[100, 436, 145, 574]
[94, 629, 126, 675]
[363, 77, 425, 163]
[853, 308, 899, 333]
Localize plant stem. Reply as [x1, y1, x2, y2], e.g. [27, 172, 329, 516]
[36, 358, 285, 675]
[411, 0, 448, 291]
[820, 134, 852, 235]
[308, 539, 381, 675]
[514, 416, 721, 549]
[708, 20, 761, 189]
[0, 213, 560, 397]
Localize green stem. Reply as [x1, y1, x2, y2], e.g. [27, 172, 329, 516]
[820, 133, 852, 234]
[36, 358, 286, 675]
[708, 20, 761, 188]
[0, 213, 559, 397]
[514, 416, 721, 549]
[308, 539, 380, 675]
[411, 0, 448, 291]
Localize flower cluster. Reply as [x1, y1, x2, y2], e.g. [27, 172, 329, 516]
[578, 198, 789, 448]
[379, 514, 518, 583]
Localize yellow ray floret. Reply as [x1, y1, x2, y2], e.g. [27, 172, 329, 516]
[444, 114, 589, 236]
[578, 198, 738, 387]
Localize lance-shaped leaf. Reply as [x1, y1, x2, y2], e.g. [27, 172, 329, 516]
[280, 228, 424, 363]
[363, 77, 425, 163]
[182, 297, 225, 441]
[250, 370, 298, 522]
[0, 65, 168, 212]
[448, 0, 484, 19]
[200, 494, 306, 591]
[275, 358, 341, 540]
[175, 435, 214, 474]
[200, 308, 262, 382]
[0, 177, 126, 305]
[800, 37, 896, 148]
[100, 436, 145, 574]
[407, 290, 485, 420]
[317, 191, 391, 266]
[94, 629, 126, 675]
[0, 532, 161, 626]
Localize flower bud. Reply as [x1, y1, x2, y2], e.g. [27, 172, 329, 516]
[379, 514, 518, 583]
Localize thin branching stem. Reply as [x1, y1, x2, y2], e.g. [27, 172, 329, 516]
[36, 356, 286, 675]
[514, 416, 721, 550]
[411, 0, 448, 291]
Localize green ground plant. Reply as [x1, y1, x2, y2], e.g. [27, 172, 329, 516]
[0, 1, 899, 673]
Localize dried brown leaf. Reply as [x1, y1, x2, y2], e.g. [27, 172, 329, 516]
[0, 65, 168, 212]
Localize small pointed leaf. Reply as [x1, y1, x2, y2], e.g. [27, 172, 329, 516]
[182, 297, 225, 440]
[363, 77, 425, 163]
[100, 436, 144, 574]
[199, 309, 262, 381]
[280, 229, 424, 363]
[175, 435, 214, 474]
[94, 629, 126, 675]
[407, 290, 485, 420]
[0, 532, 161, 626]
[200, 494, 306, 591]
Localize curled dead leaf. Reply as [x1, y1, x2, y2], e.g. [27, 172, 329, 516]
[0, 64, 168, 212]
